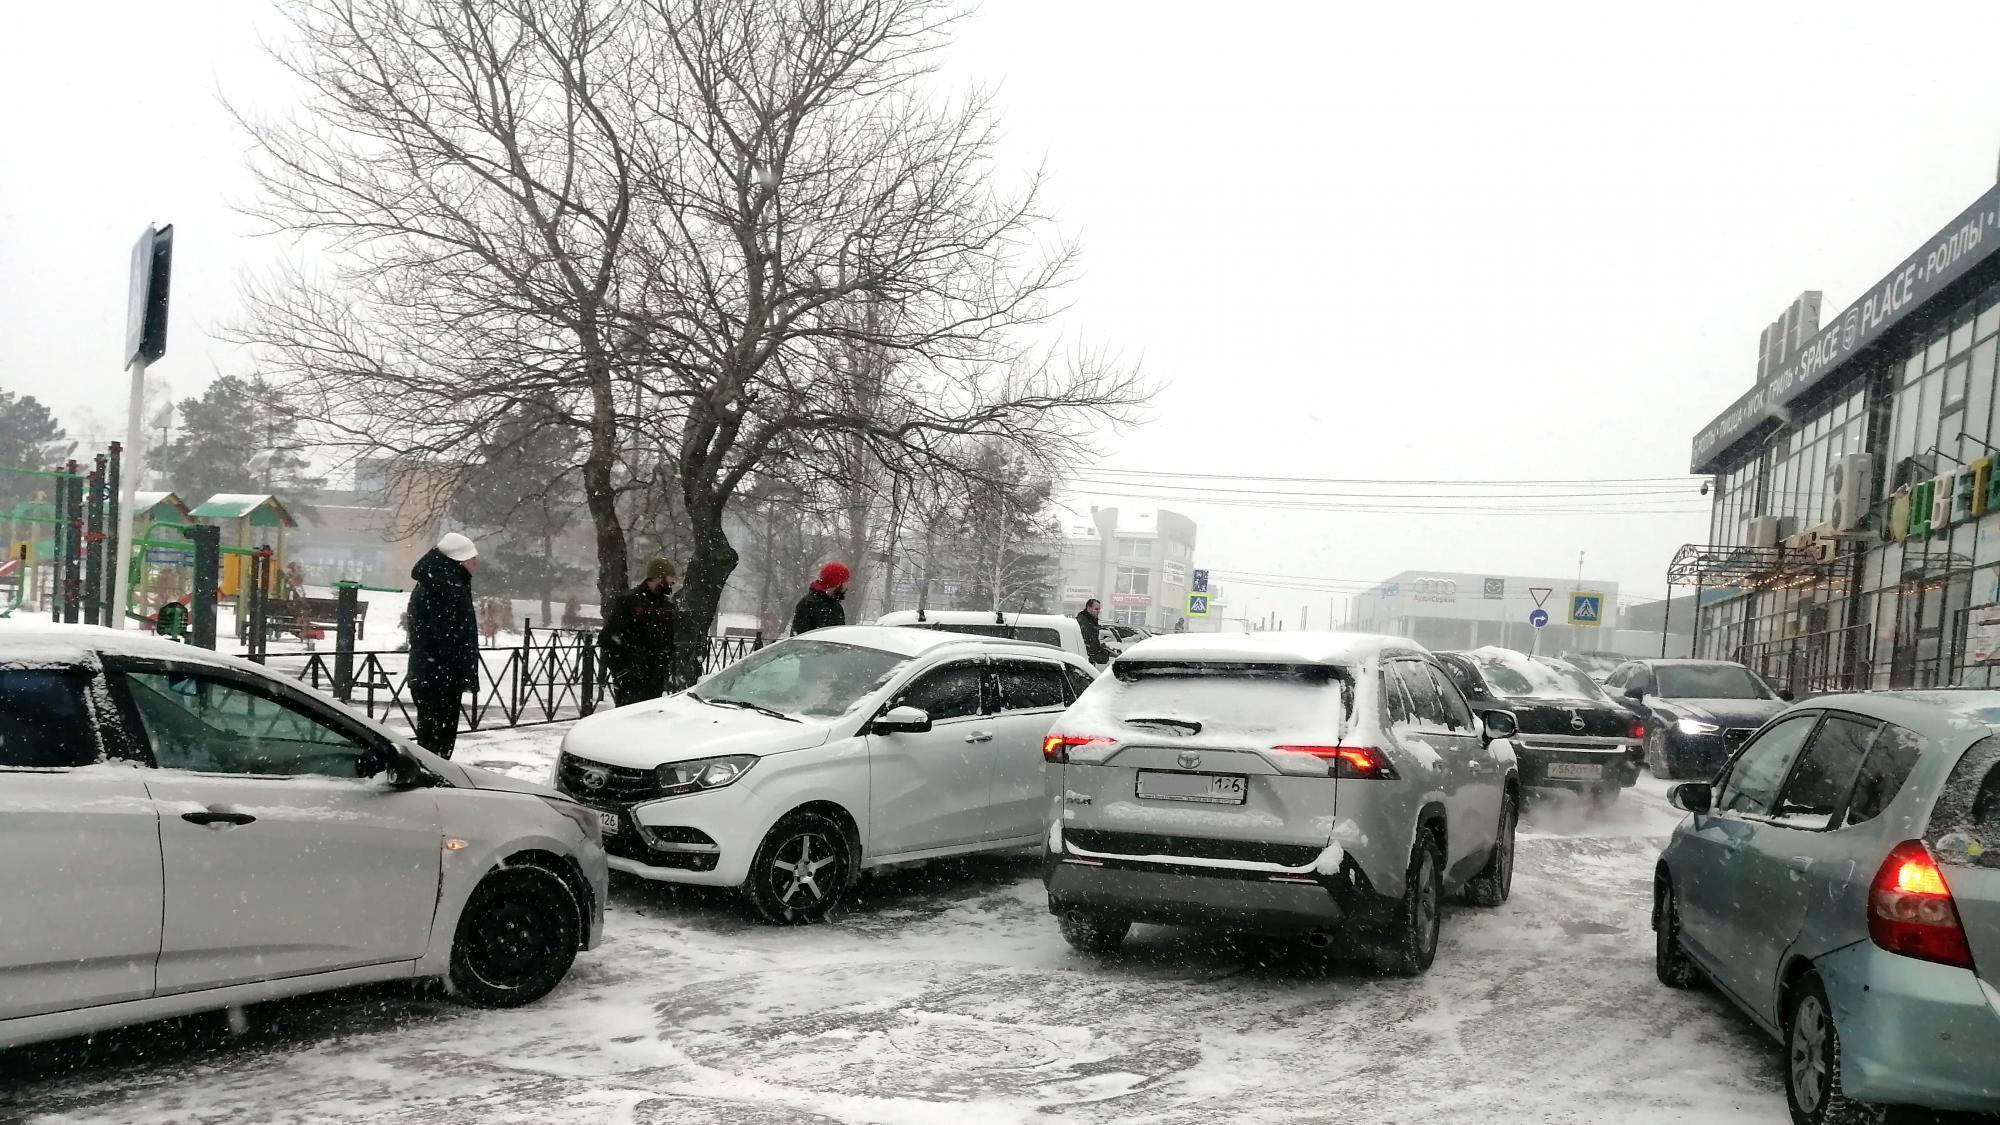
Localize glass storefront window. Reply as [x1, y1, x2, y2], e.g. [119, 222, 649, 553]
[1946, 358, 1972, 412]
[1951, 318, 1976, 357]
[1929, 334, 1950, 371]
[1905, 352, 1926, 385]
[1918, 374, 1943, 461]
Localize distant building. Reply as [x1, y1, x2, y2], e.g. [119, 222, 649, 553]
[1343, 569, 1664, 657]
[1052, 507, 1199, 631]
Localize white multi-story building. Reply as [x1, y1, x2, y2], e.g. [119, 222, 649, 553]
[1053, 507, 1201, 631]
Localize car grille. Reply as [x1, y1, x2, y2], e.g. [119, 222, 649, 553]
[1722, 728, 1755, 746]
[1064, 829, 1323, 869]
[555, 753, 659, 807]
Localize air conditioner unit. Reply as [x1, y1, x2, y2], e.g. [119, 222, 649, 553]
[1744, 515, 1780, 549]
[1827, 453, 1873, 532]
[1782, 529, 1814, 551]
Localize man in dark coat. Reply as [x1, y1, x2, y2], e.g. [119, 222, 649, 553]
[601, 557, 679, 706]
[791, 561, 850, 635]
[1077, 598, 1111, 665]
[407, 533, 480, 758]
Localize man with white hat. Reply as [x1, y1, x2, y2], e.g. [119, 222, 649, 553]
[407, 532, 480, 757]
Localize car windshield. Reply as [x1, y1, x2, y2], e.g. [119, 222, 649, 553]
[1469, 648, 1603, 699]
[1655, 664, 1772, 700]
[693, 639, 908, 719]
[1562, 653, 1620, 678]
[1097, 660, 1354, 740]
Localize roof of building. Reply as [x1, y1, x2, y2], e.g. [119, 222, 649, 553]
[132, 491, 192, 520]
[190, 494, 299, 527]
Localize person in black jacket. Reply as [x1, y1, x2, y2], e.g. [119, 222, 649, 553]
[407, 533, 480, 758]
[601, 557, 679, 706]
[1077, 598, 1111, 665]
[791, 561, 850, 635]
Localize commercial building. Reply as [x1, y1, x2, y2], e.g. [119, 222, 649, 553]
[1053, 507, 1202, 631]
[1683, 175, 2000, 691]
[1343, 570, 1655, 656]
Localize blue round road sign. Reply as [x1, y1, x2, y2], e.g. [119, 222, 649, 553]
[1528, 608, 1550, 629]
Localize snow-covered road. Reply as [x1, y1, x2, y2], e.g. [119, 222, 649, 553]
[4, 731, 1802, 1124]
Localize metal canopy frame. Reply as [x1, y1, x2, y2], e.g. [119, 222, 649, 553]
[1659, 542, 1844, 658]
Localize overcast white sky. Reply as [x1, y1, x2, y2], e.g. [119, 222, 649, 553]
[5, 1, 2000, 625]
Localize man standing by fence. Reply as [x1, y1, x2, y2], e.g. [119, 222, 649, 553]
[601, 557, 679, 706]
[408, 532, 480, 758]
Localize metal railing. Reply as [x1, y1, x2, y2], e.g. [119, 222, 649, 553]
[1735, 623, 1873, 696]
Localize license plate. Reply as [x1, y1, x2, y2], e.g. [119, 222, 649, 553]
[596, 810, 621, 835]
[1546, 762, 1604, 781]
[1137, 770, 1247, 804]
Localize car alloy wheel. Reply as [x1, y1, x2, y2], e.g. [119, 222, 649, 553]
[1375, 831, 1444, 976]
[1466, 795, 1515, 907]
[772, 832, 841, 908]
[1789, 993, 1830, 1117]
[745, 811, 854, 925]
[1783, 975, 1884, 1125]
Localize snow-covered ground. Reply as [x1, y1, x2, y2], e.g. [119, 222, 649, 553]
[4, 749, 1927, 1124]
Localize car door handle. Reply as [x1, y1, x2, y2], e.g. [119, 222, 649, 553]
[182, 809, 257, 827]
[1788, 855, 1814, 875]
[964, 731, 994, 744]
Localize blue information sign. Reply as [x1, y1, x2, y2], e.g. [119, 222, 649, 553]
[1528, 608, 1549, 629]
[1191, 569, 1209, 594]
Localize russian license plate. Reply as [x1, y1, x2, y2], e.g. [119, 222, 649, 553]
[1137, 770, 1248, 804]
[1546, 762, 1604, 781]
[596, 810, 621, 835]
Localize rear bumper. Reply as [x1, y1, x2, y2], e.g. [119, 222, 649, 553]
[1515, 739, 1641, 790]
[1045, 857, 1367, 935]
[1817, 942, 2000, 1113]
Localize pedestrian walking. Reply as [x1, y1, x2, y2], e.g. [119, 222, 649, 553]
[407, 532, 480, 759]
[792, 562, 850, 635]
[1076, 598, 1111, 665]
[602, 557, 680, 706]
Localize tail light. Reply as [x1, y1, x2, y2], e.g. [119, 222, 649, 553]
[1628, 719, 1645, 741]
[1043, 734, 1109, 763]
[1868, 840, 1976, 970]
[1274, 745, 1400, 780]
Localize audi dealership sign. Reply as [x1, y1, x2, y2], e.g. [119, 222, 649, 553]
[1363, 570, 1621, 625]
[1410, 577, 1459, 603]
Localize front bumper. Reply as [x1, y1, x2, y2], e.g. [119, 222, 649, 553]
[586, 786, 778, 889]
[1817, 941, 2000, 1113]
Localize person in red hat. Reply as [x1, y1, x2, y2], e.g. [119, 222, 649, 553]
[792, 561, 851, 635]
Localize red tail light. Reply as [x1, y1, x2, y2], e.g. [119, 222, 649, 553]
[1043, 734, 1109, 763]
[1628, 719, 1645, 741]
[1868, 840, 1975, 970]
[1274, 745, 1399, 780]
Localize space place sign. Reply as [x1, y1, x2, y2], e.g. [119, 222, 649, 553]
[1692, 183, 2000, 474]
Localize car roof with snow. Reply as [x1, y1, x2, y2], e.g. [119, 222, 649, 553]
[791, 624, 1082, 660]
[0, 622, 254, 672]
[875, 609, 1076, 626]
[1116, 630, 1425, 666]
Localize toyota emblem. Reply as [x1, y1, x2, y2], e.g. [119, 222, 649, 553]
[579, 767, 610, 790]
[1569, 710, 1586, 733]
[1177, 750, 1201, 770]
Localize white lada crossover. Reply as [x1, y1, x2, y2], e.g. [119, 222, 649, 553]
[556, 626, 1099, 923]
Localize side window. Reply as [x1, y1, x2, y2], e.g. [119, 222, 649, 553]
[1773, 714, 1878, 829]
[1380, 666, 1413, 726]
[1424, 665, 1475, 732]
[893, 662, 985, 721]
[1604, 665, 1630, 690]
[1062, 664, 1098, 703]
[1393, 662, 1451, 730]
[0, 670, 100, 768]
[1845, 723, 1926, 826]
[1437, 657, 1482, 700]
[995, 660, 1066, 713]
[1716, 713, 1819, 816]
[1015, 627, 1062, 647]
[122, 670, 371, 777]
[1627, 665, 1655, 695]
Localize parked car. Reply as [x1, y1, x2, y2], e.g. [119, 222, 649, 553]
[0, 624, 606, 1051]
[1437, 647, 1643, 800]
[1653, 690, 2000, 1122]
[1604, 658, 1790, 779]
[1101, 621, 1152, 656]
[874, 609, 1095, 665]
[1041, 632, 1520, 976]
[1558, 650, 1627, 685]
[555, 626, 1098, 923]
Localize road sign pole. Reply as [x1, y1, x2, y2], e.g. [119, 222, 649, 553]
[109, 356, 146, 630]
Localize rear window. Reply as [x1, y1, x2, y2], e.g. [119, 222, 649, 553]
[908, 622, 1061, 647]
[1103, 661, 1353, 739]
[1466, 647, 1603, 700]
[1931, 735, 2000, 871]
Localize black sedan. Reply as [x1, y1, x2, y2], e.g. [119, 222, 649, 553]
[1437, 648, 1644, 800]
[1601, 658, 1790, 780]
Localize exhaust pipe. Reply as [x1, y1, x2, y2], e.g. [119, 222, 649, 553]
[1304, 931, 1333, 949]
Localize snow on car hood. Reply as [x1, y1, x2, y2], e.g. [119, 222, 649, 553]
[1659, 697, 1786, 728]
[561, 693, 835, 768]
[452, 761, 564, 798]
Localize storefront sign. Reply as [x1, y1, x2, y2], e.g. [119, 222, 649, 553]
[1110, 593, 1152, 608]
[1891, 457, 1996, 541]
[1693, 183, 2000, 473]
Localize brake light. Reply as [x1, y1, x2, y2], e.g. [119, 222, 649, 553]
[1274, 745, 1399, 780]
[1043, 734, 1109, 763]
[1628, 719, 1644, 741]
[1868, 840, 1975, 970]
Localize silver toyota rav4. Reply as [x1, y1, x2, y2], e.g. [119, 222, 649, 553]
[1042, 632, 1521, 975]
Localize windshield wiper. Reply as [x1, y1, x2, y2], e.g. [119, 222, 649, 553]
[1124, 716, 1202, 735]
[699, 695, 801, 722]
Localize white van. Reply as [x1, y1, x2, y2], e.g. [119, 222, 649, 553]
[874, 609, 1092, 663]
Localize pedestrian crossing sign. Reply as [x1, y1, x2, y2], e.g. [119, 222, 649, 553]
[1187, 593, 1210, 617]
[1569, 592, 1603, 626]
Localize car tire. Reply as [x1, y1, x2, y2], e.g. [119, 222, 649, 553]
[1056, 910, 1130, 954]
[1646, 726, 1675, 779]
[447, 865, 582, 1008]
[1464, 794, 1515, 907]
[744, 811, 855, 925]
[1653, 875, 1699, 990]
[1784, 974, 1884, 1125]
[1373, 829, 1444, 977]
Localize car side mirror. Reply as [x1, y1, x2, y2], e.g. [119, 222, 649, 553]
[873, 705, 932, 735]
[1624, 684, 1647, 700]
[1669, 782, 1712, 815]
[1478, 709, 1518, 742]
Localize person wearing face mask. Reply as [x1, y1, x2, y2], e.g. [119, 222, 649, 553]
[791, 561, 850, 635]
[600, 557, 681, 706]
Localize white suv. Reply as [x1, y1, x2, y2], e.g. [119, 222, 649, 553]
[0, 625, 606, 1050]
[556, 626, 1098, 923]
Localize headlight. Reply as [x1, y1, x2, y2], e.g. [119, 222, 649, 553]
[655, 754, 758, 797]
[1676, 718, 1720, 736]
[539, 795, 603, 844]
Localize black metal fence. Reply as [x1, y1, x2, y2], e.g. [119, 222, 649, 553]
[246, 629, 765, 734]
